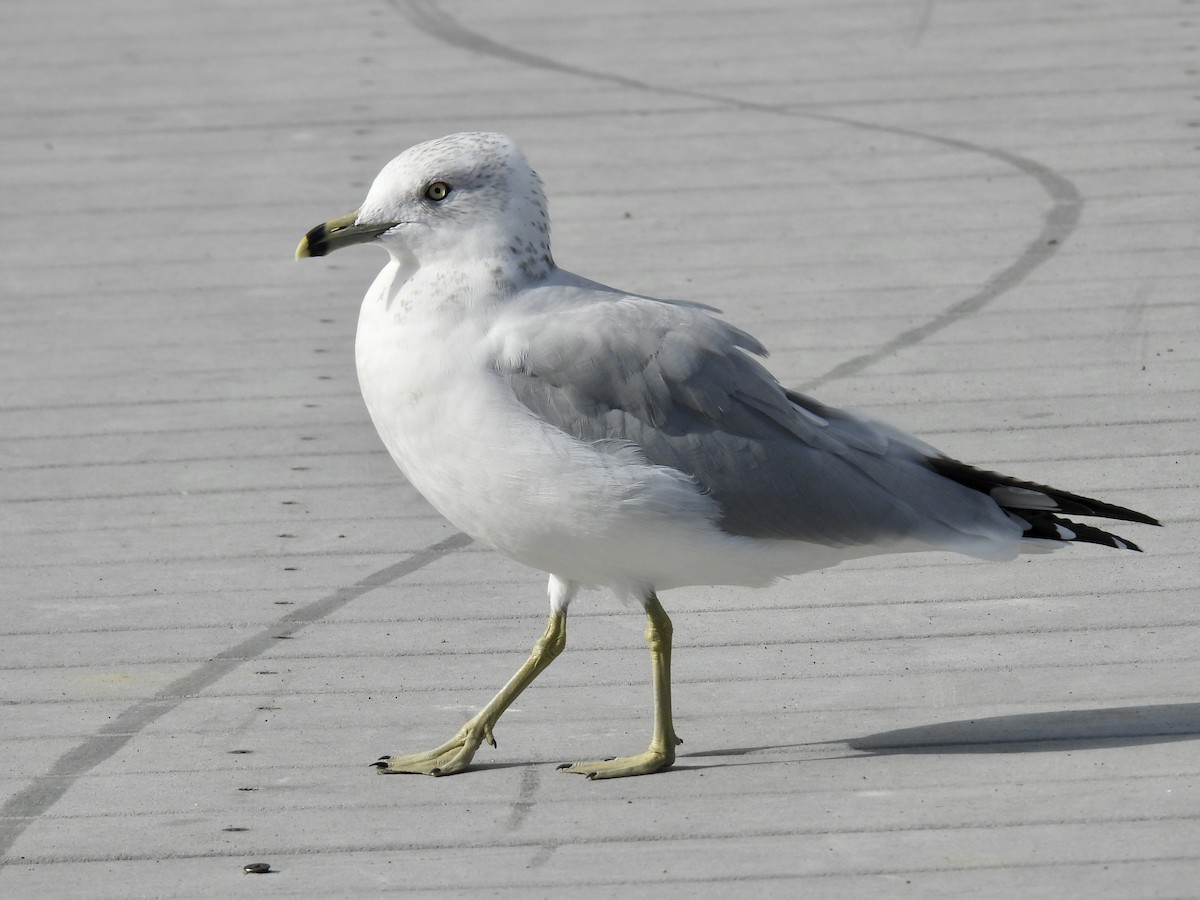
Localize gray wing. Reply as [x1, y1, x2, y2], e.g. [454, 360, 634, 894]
[494, 284, 1007, 548]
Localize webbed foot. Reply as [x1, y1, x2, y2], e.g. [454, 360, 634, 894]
[373, 720, 496, 776]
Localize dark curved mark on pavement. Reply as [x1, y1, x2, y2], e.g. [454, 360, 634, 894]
[0, 533, 473, 860]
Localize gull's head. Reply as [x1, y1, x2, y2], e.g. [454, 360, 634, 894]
[296, 132, 553, 279]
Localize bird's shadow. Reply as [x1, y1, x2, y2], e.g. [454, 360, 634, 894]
[680, 702, 1200, 765]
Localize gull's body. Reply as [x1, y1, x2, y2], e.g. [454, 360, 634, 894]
[299, 132, 1157, 778]
[358, 268, 918, 596]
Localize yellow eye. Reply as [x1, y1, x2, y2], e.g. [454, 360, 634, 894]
[425, 181, 450, 201]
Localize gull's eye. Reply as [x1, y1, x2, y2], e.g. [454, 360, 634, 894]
[425, 181, 451, 201]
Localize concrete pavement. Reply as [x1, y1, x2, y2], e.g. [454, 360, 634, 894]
[1, 0, 1197, 896]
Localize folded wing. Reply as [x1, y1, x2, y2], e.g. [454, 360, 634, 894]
[493, 283, 1154, 556]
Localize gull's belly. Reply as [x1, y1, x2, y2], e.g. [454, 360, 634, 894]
[359, 368, 715, 583]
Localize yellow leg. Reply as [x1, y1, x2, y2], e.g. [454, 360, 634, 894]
[558, 594, 682, 779]
[375, 611, 566, 776]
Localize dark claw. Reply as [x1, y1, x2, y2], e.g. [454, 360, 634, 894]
[430, 767, 442, 776]
[556, 763, 572, 770]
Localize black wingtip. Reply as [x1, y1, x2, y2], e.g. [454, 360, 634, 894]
[1009, 512, 1149, 552]
[927, 456, 1159, 551]
[928, 457, 1159, 527]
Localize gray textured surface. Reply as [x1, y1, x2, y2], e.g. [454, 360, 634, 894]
[1, 0, 1197, 896]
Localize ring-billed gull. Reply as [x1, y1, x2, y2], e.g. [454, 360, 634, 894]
[296, 132, 1157, 779]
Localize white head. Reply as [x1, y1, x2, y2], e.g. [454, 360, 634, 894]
[298, 132, 554, 282]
